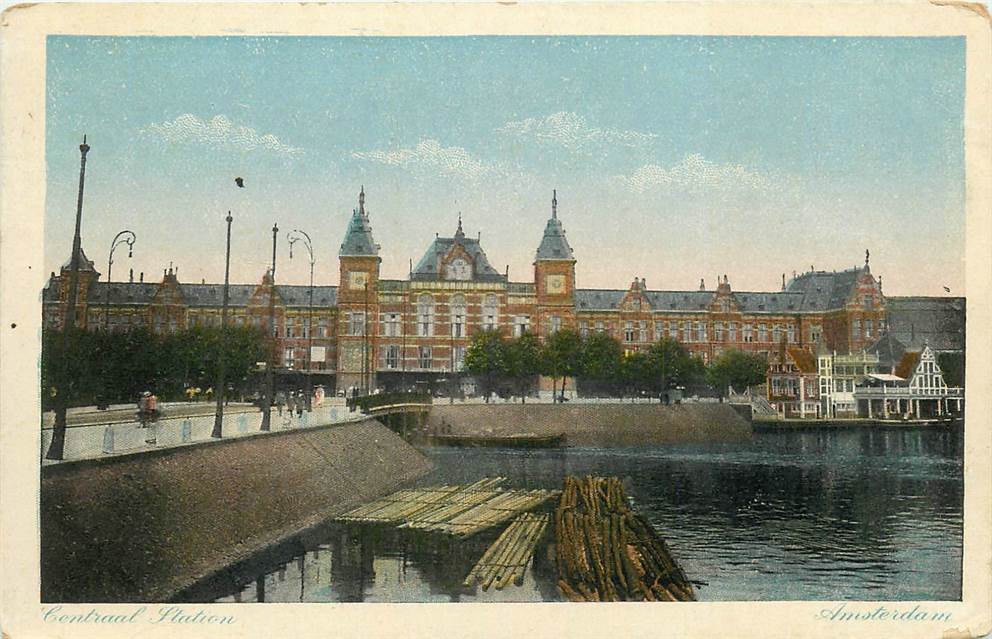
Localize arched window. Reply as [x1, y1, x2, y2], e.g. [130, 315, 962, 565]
[450, 294, 466, 338]
[417, 294, 435, 337]
[482, 294, 499, 331]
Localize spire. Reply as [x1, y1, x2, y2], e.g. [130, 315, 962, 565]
[455, 212, 465, 239]
[536, 191, 574, 261]
[699, 278, 705, 291]
[339, 187, 379, 257]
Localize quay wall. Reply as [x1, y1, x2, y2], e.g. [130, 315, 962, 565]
[428, 403, 751, 446]
[41, 419, 433, 602]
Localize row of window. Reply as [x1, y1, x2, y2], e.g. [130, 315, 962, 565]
[850, 318, 883, 341]
[380, 344, 466, 371]
[581, 319, 816, 345]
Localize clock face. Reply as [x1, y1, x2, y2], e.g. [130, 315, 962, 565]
[348, 271, 369, 290]
[546, 274, 566, 294]
[445, 258, 472, 281]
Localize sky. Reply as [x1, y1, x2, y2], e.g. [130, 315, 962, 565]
[44, 35, 966, 296]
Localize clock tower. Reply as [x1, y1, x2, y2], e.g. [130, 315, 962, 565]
[337, 186, 381, 394]
[534, 190, 577, 335]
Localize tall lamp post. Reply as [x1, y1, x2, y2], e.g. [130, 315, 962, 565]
[47, 135, 90, 461]
[211, 212, 234, 438]
[288, 229, 314, 411]
[260, 223, 279, 431]
[104, 230, 136, 330]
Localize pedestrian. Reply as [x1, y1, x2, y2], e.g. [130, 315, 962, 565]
[296, 389, 304, 416]
[275, 390, 285, 415]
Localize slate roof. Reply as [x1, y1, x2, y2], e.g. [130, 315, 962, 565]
[61, 247, 99, 273]
[411, 230, 506, 283]
[784, 268, 862, 311]
[339, 190, 379, 257]
[866, 332, 907, 371]
[885, 296, 965, 352]
[44, 281, 338, 309]
[576, 288, 808, 313]
[535, 192, 574, 261]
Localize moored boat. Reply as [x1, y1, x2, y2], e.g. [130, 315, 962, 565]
[430, 432, 566, 448]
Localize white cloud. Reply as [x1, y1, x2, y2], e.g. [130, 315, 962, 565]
[615, 154, 784, 194]
[352, 139, 501, 181]
[143, 114, 304, 157]
[497, 111, 657, 153]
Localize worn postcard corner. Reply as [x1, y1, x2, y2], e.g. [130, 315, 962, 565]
[1, 2, 991, 639]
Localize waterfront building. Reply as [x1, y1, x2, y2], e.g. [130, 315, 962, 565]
[42, 189, 964, 396]
[853, 344, 963, 419]
[816, 346, 880, 418]
[767, 346, 819, 418]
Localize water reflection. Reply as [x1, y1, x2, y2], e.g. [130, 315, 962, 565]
[193, 425, 962, 603]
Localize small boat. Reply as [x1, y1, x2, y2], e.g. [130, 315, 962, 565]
[430, 432, 566, 448]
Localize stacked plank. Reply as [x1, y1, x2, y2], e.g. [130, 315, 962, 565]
[554, 476, 695, 602]
[337, 478, 506, 524]
[463, 512, 550, 590]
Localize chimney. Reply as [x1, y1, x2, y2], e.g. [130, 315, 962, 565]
[201, 278, 206, 285]
[140, 272, 144, 283]
[129, 268, 134, 283]
[699, 278, 705, 291]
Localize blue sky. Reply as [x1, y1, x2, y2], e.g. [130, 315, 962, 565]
[45, 35, 965, 295]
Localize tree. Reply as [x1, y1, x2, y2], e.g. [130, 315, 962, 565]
[619, 350, 652, 399]
[541, 328, 582, 402]
[707, 349, 768, 397]
[463, 329, 507, 401]
[579, 332, 622, 394]
[504, 332, 541, 402]
[645, 337, 704, 402]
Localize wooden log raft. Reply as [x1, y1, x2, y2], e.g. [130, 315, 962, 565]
[553, 476, 696, 602]
[463, 512, 550, 590]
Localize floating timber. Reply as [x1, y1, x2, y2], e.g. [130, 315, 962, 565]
[336, 477, 558, 538]
[463, 512, 550, 591]
[430, 433, 566, 449]
[554, 476, 696, 602]
[337, 478, 507, 525]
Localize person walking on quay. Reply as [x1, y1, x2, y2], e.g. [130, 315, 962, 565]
[274, 390, 286, 416]
[296, 389, 304, 417]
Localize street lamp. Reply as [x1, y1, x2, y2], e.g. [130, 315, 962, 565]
[260, 222, 279, 432]
[104, 230, 136, 330]
[212, 212, 234, 438]
[47, 135, 90, 461]
[288, 229, 314, 411]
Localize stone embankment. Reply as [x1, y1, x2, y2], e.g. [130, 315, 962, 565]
[41, 419, 433, 602]
[429, 403, 751, 446]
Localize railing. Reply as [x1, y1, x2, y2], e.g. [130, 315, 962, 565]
[41, 401, 362, 464]
[347, 392, 433, 414]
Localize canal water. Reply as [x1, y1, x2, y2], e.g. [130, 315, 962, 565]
[190, 425, 963, 603]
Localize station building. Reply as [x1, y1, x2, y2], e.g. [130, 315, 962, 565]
[42, 189, 964, 396]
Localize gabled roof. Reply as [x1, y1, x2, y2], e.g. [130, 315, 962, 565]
[338, 188, 379, 257]
[535, 191, 574, 261]
[787, 347, 817, 374]
[894, 351, 922, 380]
[411, 224, 505, 283]
[866, 332, 907, 370]
[885, 296, 965, 352]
